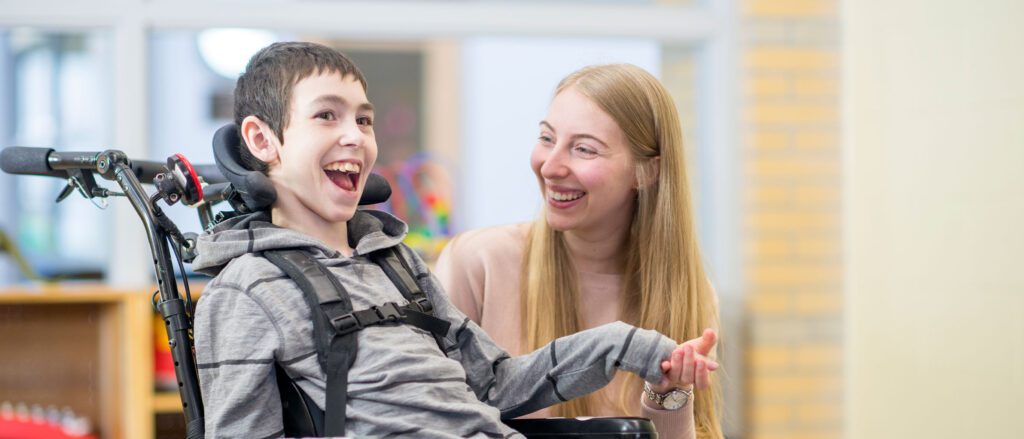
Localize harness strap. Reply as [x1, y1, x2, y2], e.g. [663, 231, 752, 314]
[263, 249, 356, 437]
[263, 247, 451, 437]
[370, 248, 433, 314]
[403, 308, 452, 338]
[370, 247, 449, 350]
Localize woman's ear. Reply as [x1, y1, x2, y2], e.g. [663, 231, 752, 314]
[636, 156, 661, 189]
[240, 115, 280, 165]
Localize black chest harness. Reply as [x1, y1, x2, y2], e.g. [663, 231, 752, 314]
[262, 246, 451, 437]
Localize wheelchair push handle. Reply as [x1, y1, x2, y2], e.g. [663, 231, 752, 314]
[1, 146, 224, 200]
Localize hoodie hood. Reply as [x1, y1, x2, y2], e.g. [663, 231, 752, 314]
[191, 209, 408, 276]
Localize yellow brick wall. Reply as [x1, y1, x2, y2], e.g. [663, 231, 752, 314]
[741, 0, 842, 438]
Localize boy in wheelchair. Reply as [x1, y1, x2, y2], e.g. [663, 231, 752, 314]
[192, 41, 717, 438]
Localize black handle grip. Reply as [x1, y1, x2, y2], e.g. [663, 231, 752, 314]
[0, 146, 63, 177]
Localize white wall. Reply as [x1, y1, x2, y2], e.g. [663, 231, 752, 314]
[843, 1, 1024, 437]
[458, 37, 659, 231]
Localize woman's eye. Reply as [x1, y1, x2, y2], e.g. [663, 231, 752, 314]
[357, 116, 374, 126]
[315, 111, 336, 121]
[573, 145, 598, 157]
[538, 135, 554, 144]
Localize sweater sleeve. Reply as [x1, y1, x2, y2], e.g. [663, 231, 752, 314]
[193, 282, 285, 439]
[639, 395, 696, 439]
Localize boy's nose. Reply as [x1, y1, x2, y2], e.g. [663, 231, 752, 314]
[336, 120, 365, 148]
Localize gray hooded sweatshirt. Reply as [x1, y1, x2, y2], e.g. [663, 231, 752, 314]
[192, 210, 676, 438]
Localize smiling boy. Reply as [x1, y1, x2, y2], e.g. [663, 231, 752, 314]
[191, 42, 714, 438]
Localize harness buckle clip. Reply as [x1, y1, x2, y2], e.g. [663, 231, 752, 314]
[375, 302, 404, 322]
[333, 314, 362, 335]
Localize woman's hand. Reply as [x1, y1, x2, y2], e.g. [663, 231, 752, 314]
[651, 328, 719, 394]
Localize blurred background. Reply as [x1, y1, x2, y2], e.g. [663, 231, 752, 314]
[0, 1, 1020, 438]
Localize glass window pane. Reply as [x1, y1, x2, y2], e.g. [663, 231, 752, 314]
[0, 28, 113, 284]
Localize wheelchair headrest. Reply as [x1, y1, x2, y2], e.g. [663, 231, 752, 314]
[212, 123, 391, 211]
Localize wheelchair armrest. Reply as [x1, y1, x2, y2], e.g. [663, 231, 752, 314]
[504, 417, 657, 439]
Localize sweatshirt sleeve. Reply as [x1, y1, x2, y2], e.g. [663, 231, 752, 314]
[462, 318, 677, 418]
[193, 282, 285, 439]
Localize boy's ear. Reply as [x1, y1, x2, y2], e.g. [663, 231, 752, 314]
[635, 156, 661, 189]
[240, 115, 280, 165]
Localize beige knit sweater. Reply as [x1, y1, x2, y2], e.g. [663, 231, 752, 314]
[435, 223, 696, 439]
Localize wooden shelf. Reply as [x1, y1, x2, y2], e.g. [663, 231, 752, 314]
[152, 392, 185, 414]
[0, 283, 212, 438]
[0, 284, 141, 303]
[0, 285, 153, 439]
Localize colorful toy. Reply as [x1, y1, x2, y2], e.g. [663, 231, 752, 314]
[371, 152, 454, 262]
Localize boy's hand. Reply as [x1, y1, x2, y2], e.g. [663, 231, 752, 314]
[651, 328, 719, 394]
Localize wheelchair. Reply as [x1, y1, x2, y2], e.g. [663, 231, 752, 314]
[0, 125, 658, 439]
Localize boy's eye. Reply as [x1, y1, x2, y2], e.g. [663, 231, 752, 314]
[315, 111, 336, 121]
[357, 116, 374, 126]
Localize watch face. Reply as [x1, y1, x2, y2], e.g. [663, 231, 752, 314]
[662, 390, 689, 410]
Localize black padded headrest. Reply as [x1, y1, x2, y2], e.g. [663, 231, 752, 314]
[212, 123, 390, 211]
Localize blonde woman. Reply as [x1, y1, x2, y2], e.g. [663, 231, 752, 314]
[435, 64, 723, 439]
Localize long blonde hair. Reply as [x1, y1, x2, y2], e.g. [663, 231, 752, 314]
[521, 64, 723, 439]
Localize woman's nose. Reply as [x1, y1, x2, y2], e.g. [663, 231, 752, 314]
[540, 146, 570, 179]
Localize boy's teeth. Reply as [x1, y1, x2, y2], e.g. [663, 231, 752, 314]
[549, 190, 584, 202]
[324, 162, 361, 173]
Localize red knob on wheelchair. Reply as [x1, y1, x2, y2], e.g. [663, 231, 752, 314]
[166, 153, 204, 206]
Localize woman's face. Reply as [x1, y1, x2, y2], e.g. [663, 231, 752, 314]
[530, 87, 638, 236]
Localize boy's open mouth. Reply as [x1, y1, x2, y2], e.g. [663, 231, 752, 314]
[323, 161, 361, 192]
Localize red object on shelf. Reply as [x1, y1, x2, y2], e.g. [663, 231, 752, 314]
[0, 419, 97, 439]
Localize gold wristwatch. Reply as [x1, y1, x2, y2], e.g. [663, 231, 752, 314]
[643, 383, 693, 410]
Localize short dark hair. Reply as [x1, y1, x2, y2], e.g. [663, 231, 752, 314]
[233, 41, 367, 172]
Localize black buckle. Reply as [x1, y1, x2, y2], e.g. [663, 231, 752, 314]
[375, 302, 404, 323]
[413, 297, 433, 314]
[333, 314, 361, 336]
